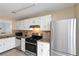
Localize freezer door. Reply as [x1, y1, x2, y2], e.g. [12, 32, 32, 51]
[51, 19, 76, 55]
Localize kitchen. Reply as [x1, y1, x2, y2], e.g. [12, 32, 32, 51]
[0, 14, 51, 56]
[0, 3, 79, 56]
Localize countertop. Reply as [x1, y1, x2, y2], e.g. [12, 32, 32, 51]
[0, 33, 29, 39]
[16, 36, 50, 43]
[15, 36, 30, 39]
[0, 34, 15, 39]
[0, 34, 50, 43]
[37, 38, 50, 43]
[16, 35, 50, 43]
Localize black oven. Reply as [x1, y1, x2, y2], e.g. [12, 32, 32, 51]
[25, 42, 37, 53]
[25, 35, 42, 54]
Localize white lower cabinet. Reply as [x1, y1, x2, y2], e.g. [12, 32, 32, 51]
[21, 38, 25, 52]
[37, 41, 50, 56]
[0, 39, 5, 53]
[0, 37, 16, 53]
[7, 37, 16, 49]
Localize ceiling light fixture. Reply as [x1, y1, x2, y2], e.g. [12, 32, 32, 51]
[11, 4, 35, 14]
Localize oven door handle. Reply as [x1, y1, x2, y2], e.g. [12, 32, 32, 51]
[25, 41, 36, 45]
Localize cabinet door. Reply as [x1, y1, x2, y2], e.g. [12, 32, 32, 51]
[9, 37, 16, 48]
[4, 37, 16, 51]
[40, 15, 51, 31]
[5, 38, 12, 50]
[24, 17, 41, 30]
[33, 17, 40, 25]
[16, 39, 21, 49]
[45, 16, 51, 30]
[20, 21, 24, 30]
[0, 38, 9, 53]
[21, 38, 25, 52]
[23, 20, 30, 30]
[37, 41, 50, 56]
[16, 21, 21, 30]
[40, 16, 46, 30]
[42, 43, 50, 56]
[16, 21, 24, 30]
[20, 21, 25, 30]
[0, 37, 16, 53]
[0, 40, 2, 52]
[37, 42, 43, 56]
[0, 39, 5, 53]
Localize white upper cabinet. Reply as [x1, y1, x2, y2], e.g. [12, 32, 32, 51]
[16, 20, 25, 30]
[40, 15, 52, 31]
[22, 20, 30, 30]
[16, 15, 52, 31]
[31, 17, 41, 25]
[16, 21, 22, 30]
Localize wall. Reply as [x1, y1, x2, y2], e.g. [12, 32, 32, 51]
[12, 20, 16, 33]
[76, 4, 79, 19]
[52, 6, 76, 21]
[0, 17, 16, 34]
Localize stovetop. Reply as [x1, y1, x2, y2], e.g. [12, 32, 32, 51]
[25, 37, 37, 43]
[25, 35, 42, 43]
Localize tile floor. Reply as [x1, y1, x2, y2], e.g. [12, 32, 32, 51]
[0, 49, 36, 56]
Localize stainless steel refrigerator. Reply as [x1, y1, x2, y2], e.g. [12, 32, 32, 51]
[51, 18, 79, 56]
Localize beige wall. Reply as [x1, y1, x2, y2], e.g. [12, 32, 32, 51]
[76, 4, 79, 19]
[12, 20, 16, 33]
[52, 6, 76, 21]
[51, 4, 79, 21]
[0, 17, 16, 33]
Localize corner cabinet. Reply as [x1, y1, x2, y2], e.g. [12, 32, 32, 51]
[16, 15, 52, 31]
[0, 37, 16, 53]
[37, 41, 50, 56]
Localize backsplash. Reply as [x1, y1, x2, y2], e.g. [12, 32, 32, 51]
[15, 30, 51, 39]
[42, 31, 51, 39]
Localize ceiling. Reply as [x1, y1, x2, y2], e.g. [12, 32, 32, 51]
[0, 3, 75, 20]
